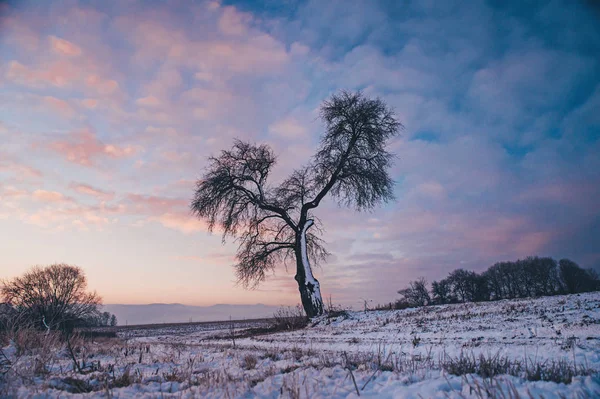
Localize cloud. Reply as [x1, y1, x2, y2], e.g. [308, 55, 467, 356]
[85, 74, 119, 95]
[32, 189, 70, 203]
[218, 6, 251, 36]
[125, 194, 187, 214]
[5, 60, 79, 88]
[23, 207, 111, 230]
[81, 98, 98, 109]
[0, 186, 28, 199]
[0, 159, 42, 179]
[70, 183, 115, 201]
[46, 129, 137, 166]
[268, 117, 307, 140]
[136, 96, 161, 107]
[49, 36, 82, 56]
[152, 212, 208, 234]
[43, 96, 76, 118]
[124, 194, 209, 233]
[112, 7, 290, 75]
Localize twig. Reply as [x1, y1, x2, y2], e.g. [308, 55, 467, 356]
[361, 369, 378, 391]
[66, 335, 83, 374]
[343, 352, 360, 396]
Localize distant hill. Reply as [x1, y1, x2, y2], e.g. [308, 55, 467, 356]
[102, 303, 282, 326]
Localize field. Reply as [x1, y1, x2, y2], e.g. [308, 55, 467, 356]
[2, 292, 599, 398]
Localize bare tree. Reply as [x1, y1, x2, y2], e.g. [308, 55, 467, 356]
[398, 277, 431, 307]
[191, 91, 401, 317]
[1, 264, 102, 331]
[431, 279, 453, 304]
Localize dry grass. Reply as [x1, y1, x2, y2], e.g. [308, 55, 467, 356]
[271, 305, 309, 331]
[440, 350, 596, 384]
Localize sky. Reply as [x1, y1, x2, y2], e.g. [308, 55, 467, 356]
[1, 0, 599, 309]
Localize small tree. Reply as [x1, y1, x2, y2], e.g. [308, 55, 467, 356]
[1, 264, 102, 332]
[191, 91, 401, 317]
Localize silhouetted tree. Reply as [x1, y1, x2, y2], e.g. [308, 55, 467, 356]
[84, 311, 118, 327]
[484, 263, 506, 300]
[431, 278, 453, 304]
[191, 91, 401, 317]
[483, 258, 560, 300]
[525, 257, 560, 296]
[1, 264, 102, 332]
[399, 256, 597, 308]
[398, 277, 431, 307]
[559, 259, 599, 293]
[446, 269, 471, 303]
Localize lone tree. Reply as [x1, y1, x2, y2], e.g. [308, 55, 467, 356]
[1, 263, 102, 331]
[191, 91, 401, 317]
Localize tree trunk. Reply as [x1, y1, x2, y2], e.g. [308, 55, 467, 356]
[294, 220, 324, 318]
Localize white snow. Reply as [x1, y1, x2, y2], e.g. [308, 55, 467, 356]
[2, 292, 599, 398]
[299, 219, 323, 308]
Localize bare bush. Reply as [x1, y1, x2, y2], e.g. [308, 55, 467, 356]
[1, 264, 102, 332]
[242, 354, 258, 370]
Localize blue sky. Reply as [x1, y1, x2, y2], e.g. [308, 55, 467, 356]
[0, 0, 599, 307]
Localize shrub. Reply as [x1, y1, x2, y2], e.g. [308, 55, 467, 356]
[1, 264, 103, 332]
[242, 354, 258, 370]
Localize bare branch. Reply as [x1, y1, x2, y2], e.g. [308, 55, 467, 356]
[301, 90, 401, 218]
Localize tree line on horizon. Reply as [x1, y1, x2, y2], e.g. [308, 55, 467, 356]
[394, 257, 600, 309]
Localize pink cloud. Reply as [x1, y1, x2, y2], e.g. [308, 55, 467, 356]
[160, 150, 193, 164]
[413, 181, 446, 200]
[81, 98, 98, 109]
[0, 186, 28, 199]
[173, 253, 235, 265]
[5, 60, 80, 88]
[69, 183, 115, 201]
[0, 159, 42, 178]
[142, 66, 183, 98]
[86, 74, 119, 95]
[0, 15, 41, 52]
[32, 189, 70, 203]
[218, 6, 252, 36]
[124, 194, 211, 234]
[49, 36, 82, 56]
[24, 207, 111, 230]
[47, 129, 137, 166]
[43, 96, 76, 118]
[126, 194, 187, 214]
[136, 96, 161, 107]
[268, 117, 307, 139]
[152, 212, 208, 234]
[114, 7, 289, 74]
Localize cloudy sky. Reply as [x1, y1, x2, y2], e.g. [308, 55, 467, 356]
[1, 0, 599, 308]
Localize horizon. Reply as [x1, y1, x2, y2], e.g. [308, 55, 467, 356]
[1, 0, 599, 309]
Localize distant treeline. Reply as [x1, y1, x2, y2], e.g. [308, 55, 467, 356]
[392, 257, 599, 309]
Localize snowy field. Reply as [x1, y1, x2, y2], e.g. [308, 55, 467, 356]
[2, 292, 599, 398]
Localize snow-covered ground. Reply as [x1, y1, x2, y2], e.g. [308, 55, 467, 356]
[2, 292, 599, 398]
